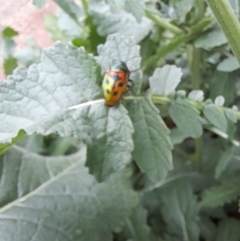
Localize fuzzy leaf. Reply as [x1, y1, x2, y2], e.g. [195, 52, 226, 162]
[214, 219, 240, 241]
[188, 90, 204, 102]
[2, 27, 18, 38]
[125, 95, 173, 182]
[0, 145, 138, 241]
[200, 176, 240, 208]
[159, 180, 200, 241]
[89, 1, 152, 43]
[96, 33, 142, 94]
[149, 65, 182, 96]
[0, 40, 134, 181]
[169, 98, 203, 138]
[203, 104, 228, 132]
[195, 29, 227, 50]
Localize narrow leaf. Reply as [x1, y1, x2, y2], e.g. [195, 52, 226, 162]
[159, 180, 200, 241]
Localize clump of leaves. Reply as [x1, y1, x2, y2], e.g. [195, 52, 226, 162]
[1, 0, 240, 241]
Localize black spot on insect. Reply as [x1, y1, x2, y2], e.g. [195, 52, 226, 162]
[106, 79, 110, 84]
[118, 82, 124, 87]
[106, 89, 110, 94]
[114, 91, 119, 96]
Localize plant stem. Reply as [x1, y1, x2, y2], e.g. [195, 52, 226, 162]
[125, 95, 240, 145]
[81, 0, 89, 18]
[143, 18, 214, 70]
[144, 9, 183, 34]
[205, 0, 240, 63]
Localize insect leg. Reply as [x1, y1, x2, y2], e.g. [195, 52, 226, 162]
[127, 79, 136, 95]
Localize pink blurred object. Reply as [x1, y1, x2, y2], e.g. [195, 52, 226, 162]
[0, 0, 58, 79]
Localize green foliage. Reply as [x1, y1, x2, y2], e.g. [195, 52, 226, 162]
[2, 0, 240, 240]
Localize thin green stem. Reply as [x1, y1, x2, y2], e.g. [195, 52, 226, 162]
[205, 0, 240, 63]
[81, 0, 89, 18]
[144, 9, 183, 34]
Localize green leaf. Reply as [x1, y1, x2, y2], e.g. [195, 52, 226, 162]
[125, 0, 144, 23]
[0, 130, 26, 154]
[159, 180, 200, 241]
[2, 27, 18, 38]
[96, 33, 142, 94]
[149, 65, 182, 96]
[3, 57, 18, 75]
[125, 94, 173, 182]
[203, 104, 228, 132]
[209, 71, 236, 106]
[122, 204, 151, 241]
[170, 0, 195, 23]
[169, 98, 203, 138]
[214, 219, 240, 241]
[170, 127, 189, 145]
[217, 56, 240, 72]
[0, 40, 134, 181]
[215, 146, 235, 179]
[33, 0, 46, 8]
[195, 29, 227, 50]
[89, 1, 152, 43]
[0, 145, 139, 241]
[200, 176, 240, 208]
[199, 215, 217, 241]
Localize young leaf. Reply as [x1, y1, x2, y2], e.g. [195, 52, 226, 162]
[125, 94, 173, 182]
[194, 29, 228, 50]
[96, 33, 142, 93]
[214, 95, 225, 106]
[214, 219, 240, 241]
[158, 180, 200, 241]
[203, 104, 228, 132]
[200, 176, 240, 208]
[169, 98, 203, 138]
[149, 65, 182, 96]
[217, 56, 240, 72]
[215, 146, 235, 179]
[89, 1, 152, 43]
[188, 90, 204, 102]
[0, 146, 138, 241]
